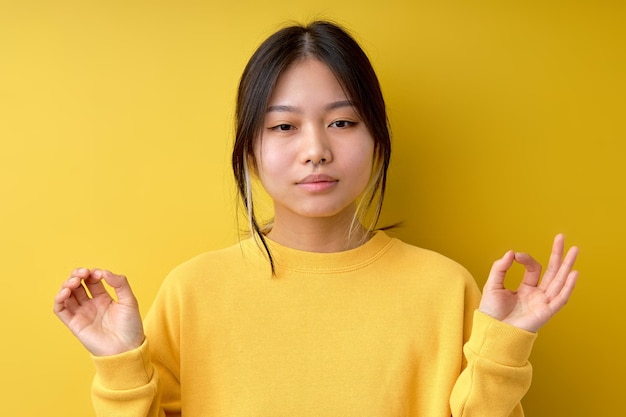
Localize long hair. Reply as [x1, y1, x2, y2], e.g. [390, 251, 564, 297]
[232, 20, 391, 272]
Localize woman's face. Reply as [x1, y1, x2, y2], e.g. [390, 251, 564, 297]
[252, 58, 375, 225]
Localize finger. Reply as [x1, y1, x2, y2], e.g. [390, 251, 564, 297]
[539, 234, 565, 290]
[53, 287, 81, 325]
[548, 270, 579, 311]
[69, 267, 91, 280]
[63, 293, 82, 314]
[83, 270, 110, 298]
[514, 252, 542, 287]
[60, 275, 83, 291]
[55, 273, 87, 318]
[53, 287, 74, 321]
[59, 275, 86, 303]
[71, 282, 90, 305]
[98, 270, 138, 307]
[59, 276, 86, 304]
[484, 250, 515, 291]
[546, 245, 579, 301]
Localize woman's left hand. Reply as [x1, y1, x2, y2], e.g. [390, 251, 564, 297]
[479, 234, 579, 333]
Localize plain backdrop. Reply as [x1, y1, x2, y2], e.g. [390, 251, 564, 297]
[1, 1, 624, 415]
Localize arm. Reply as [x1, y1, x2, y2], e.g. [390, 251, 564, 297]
[54, 268, 172, 417]
[450, 234, 579, 417]
[450, 311, 535, 417]
[91, 340, 166, 417]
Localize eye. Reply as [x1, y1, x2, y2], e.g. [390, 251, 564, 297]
[269, 123, 295, 132]
[329, 120, 356, 128]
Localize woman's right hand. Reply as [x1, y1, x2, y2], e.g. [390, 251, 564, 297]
[53, 268, 145, 356]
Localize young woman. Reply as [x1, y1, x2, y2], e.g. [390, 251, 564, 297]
[53, 21, 579, 417]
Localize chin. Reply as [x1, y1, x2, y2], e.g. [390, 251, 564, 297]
[296, 204, 355, 219]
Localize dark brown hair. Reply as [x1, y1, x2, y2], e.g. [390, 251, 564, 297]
[232, 20, 391, 271]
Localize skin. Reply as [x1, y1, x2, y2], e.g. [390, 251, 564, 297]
[53, 59, 579, 356]
[480, 233, 579, 332]
[253, 58, 375, 253]
[53, 268, 144, 356]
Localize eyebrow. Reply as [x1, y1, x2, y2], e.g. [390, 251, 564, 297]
[266, 100, 354, 113]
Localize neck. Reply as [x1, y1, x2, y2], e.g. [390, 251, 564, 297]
[267, 209, 370, 253]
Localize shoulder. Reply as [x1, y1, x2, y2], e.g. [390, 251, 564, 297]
[159, 238, 268, 292]
[384, 236, 473, 278]
[376, 235, 480, 300]
[373, 233, 482, 314]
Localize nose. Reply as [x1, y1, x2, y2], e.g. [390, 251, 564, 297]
[301, 125, 332, 166]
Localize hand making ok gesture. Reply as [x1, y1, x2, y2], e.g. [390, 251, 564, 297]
[479, 234, 579, 333]
[53, 268, 145, 356]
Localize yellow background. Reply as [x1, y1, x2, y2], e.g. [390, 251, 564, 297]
[1, 0, 623, 415]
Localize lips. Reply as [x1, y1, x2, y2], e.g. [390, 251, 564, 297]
[296, 173, 338, 192]
[297, 173, 338, 184]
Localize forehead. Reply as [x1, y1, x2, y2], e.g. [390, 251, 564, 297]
[267, 58, 349, 107]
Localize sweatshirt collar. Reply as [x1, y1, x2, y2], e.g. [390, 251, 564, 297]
[244, 231, 395, 274]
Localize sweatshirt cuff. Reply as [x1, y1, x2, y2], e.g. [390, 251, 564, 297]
[92, 339, 154, 390]
[468, 311, 537, 367]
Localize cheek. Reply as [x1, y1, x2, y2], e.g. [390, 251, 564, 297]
[253, 142, 291, 183]
[357, 160, 375, 191]
[351, 144, 376, 180]
[360, 150, 378, 193]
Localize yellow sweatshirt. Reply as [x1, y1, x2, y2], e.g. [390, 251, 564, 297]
[92, 231, 536, 417]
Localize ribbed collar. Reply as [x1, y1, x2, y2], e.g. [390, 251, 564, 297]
[243, 231, 396, 274]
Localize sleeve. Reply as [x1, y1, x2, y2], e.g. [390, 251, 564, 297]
[449, 310, 537, 417]
[90, 273, 183, 417]
[91, 341, 169, 417]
